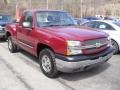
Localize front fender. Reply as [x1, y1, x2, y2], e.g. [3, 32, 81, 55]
[6, 24, 17, 37]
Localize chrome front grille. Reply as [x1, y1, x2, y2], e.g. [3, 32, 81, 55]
[84, 38, 108, 46]
[83, 38, 108, 54]
[0, 24, 5, 31]
[1, 24, 6, 27]
[0, 27, 5, 31]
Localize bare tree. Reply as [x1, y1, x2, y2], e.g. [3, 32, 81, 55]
[1, 0, 120, 17]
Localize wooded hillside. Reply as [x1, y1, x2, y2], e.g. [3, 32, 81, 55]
[0, 0, 120, 18]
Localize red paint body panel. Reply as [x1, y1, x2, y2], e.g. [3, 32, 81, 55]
[5, 10, 108, 56]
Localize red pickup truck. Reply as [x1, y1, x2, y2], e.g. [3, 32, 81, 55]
[5, 10, 114, 78]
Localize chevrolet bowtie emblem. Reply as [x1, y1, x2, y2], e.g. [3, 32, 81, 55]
[95, 42, 102, 48]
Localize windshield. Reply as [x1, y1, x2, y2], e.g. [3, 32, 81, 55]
[36, 11, 75, 27]
[0, 15, 11, 21]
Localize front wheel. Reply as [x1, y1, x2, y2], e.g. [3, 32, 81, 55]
[111, 39, 119, 54]
[8, 36, 17, 53]
[39, 49, 58, 78]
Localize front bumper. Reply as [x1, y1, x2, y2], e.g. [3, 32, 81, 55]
[0, 27, 5, 38]
[55, 47, 114, 73]
[0, 31, 5, 38]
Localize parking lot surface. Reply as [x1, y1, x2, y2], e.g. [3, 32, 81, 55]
[0, 41, 120, 90]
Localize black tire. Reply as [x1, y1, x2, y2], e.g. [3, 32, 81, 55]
[8, 36, 17, 53]
[4, 35, 8, 41]
[0, 38, 6, 41]
[2, 36, 7, 41]
[39, 49, 58, 78]
[3, 38, 7, 41]
[111, 39, 119, 54]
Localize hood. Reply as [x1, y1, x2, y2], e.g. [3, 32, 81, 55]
[40, 26, 108, 41]
[0, 20, 9, 26]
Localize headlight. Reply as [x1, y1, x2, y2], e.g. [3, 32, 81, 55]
[107, 36, 111, 47]
[0, 26, 2, 30]
[67, 40, 82, 55]
[107, 36, 111, 41]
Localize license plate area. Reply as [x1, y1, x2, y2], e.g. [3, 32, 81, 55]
[95, 53, 112, 62]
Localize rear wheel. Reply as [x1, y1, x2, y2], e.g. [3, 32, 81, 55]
[8, 36, 17, 53]
[111, 39, 119, 54]
[39, 49, 58, 78]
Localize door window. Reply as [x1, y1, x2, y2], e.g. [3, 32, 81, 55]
[97, 22, 115, 30]
[82, 21, 96, 28]
[22, 12, 33, 27]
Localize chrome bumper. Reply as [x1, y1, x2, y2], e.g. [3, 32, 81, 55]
[55, 47, 114, 73]
[0, 32, 5, 37]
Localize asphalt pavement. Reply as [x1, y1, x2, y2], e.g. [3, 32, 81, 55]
[0, 41, 120, 90]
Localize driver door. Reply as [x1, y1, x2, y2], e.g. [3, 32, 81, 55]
[17, 12, 36, 55]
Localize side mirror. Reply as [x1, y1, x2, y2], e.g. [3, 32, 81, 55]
[22, 22, 32, 28]
[12, 19, 20, 23]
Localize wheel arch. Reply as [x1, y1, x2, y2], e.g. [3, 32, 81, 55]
[6, 31, 11, 39]
[36, 43, 55, 57]
[111, 39, 120, 54]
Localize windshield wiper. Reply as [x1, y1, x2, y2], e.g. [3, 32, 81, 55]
[43, 24, 75, 27]
[62, 24, 75, 26]
[46, 24, 61, 27]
